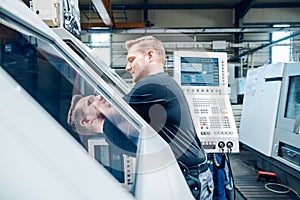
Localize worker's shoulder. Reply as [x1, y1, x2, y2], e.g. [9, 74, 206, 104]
[144, 72, 175, 84]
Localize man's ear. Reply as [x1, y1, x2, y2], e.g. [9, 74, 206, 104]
[147, 49, 155, 62]
[80, 118, 91, 126]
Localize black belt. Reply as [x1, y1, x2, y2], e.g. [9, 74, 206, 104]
[188, 162, 209, 173]
[179, 161, 209, 174]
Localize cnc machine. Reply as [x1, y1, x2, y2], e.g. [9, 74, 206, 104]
[173, 51, 239, 153]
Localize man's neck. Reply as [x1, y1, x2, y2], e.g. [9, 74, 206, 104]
[148, 63, 164, 75]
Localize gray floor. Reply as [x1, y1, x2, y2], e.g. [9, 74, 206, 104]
[229, 147, 300, 200]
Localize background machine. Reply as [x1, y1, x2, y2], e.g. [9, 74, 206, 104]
[239, 62, 300, 193]
[173, 51, 239, 154]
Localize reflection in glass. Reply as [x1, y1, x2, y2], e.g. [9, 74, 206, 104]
[0, 22, 138, 190]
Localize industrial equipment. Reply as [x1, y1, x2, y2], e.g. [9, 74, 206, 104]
[173, 51, 239, 153]
[239, 62, 300, 190]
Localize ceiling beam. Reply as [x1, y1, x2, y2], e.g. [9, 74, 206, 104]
[110, 2, 300, 10]
[91, 0, 114, 26]
[80, 26, 300, 35]
[235, 0, 256, 20]
[111, 4, 234, 10]
[234, 0, 256, 47]
[81, 22, 146, 29]
[114, 22, 147, 28]
[143, 0, 149, 24]
[254, 2, 300, 8]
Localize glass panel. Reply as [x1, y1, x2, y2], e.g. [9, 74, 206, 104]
[285, 76, 300, 119]
[63, 39, 130, 95]
[0, 21, 139, 190]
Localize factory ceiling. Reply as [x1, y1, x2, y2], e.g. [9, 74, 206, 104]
[79, 0, 300, 32]
[77, 0, 300, 63]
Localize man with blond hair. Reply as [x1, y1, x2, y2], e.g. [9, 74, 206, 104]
[68, 36, 214, 199]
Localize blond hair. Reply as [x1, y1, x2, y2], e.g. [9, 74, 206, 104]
[125, 36, 166, 64]
[67, 94, 97, 135]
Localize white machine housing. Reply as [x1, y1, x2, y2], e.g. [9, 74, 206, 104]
[272, 63, 300, 171]
[239, 63, 285, 156]
[239, 62, 300, 172]
[173, 51, 239, 153]
[30, 0, 61, 27]
[31, 0, 81, 37]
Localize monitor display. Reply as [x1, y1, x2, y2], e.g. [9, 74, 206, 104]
[285, 75, 300, 119]
[180, 57, 219, 86]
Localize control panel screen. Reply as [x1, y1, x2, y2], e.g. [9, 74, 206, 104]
[180, 57, 219, 86]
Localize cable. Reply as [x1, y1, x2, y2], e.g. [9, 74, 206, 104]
[226, 154, 236, 200]
[212, 153, 226, 169]
[265, 182, 300, 199]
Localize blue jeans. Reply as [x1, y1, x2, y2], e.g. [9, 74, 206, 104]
[199, 168, 214, 200]
[179, 161, 214, 200]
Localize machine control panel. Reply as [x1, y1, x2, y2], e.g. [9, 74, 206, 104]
[185, 94, 239, 153]
[173, 51, 239, 153]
